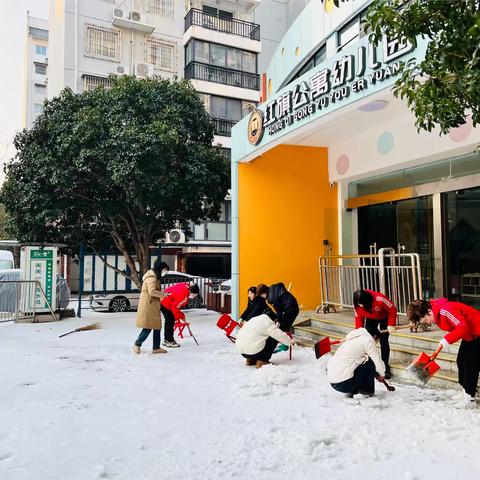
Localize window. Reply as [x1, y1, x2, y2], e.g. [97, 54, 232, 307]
[210, 96, 242, 121]
[34, 103, 43, 114]
[146, 37, 175, 71]
[194, 40, 209, 64]
[82, 75, 111, 92]
[34, 83, 47, 95]
[85, 24, 121, 61]
[202, 5, 233, 19]
[187, 40, 257, 73]
[34, 63, 47, 75]
[337, 9, 369, 51]
[288, 44, 326, 84]
[147, 0, 174, 18]
[35, 45, 47, 56]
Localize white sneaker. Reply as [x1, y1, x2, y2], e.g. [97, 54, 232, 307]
[162, 340, 180, 348]
[455, 391, 476, 409]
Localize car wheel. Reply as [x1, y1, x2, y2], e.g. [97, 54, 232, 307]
[109, 297, 130, 312]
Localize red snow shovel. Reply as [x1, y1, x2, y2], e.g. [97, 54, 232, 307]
[314, 337, 343, 359]
[406, 352, 440, 384]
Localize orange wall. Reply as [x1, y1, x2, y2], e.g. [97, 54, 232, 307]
[238, 145, 338, 312]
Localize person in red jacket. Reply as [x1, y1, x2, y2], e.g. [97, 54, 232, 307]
[160, 283, 200, 348]
[353, 289, 398, 379]
[408, 298, 480, 407]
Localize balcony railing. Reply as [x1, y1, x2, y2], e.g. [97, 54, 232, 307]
[185, 9, 260, 41]
[213, 118, 237, 137]
[185, 62, 260, 91]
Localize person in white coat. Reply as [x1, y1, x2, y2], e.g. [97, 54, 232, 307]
[235, 314, 294, 369]
[327, 328, 386, 396]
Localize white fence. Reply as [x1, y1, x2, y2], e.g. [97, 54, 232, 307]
[0, 280, 56, 323]
[318, 248, 423, 318]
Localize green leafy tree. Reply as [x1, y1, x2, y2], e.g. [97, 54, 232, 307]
[366, 0, 480, 133]
[1, 76, 229, 288]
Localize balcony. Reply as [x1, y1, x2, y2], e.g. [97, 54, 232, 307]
[213, 118, 237, 137]
[185, 9, 260, 41]
[185, 62, 260, 91]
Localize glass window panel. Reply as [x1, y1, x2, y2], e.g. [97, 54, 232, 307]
[210, 44, 226, 66]
[210, 96, 227, 118]
[338, 18, 359, 50]
[242, 51, 256, 73]
[194, 40, 209, 63]
[35, 45, 47, 55]
[34, 84, 46, 95]
[313, 45, 326, 66]
[35, 63, 47, 75]
[227, 223, 231, 241]
[226, 99, 242, 121]
[227, 48, 241, 70]
[207, 222, 227, 241]
[194, 223, 205, 240]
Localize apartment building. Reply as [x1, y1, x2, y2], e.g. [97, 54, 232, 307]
[25, 0, 304, 278]
[23, 13, 49, 129]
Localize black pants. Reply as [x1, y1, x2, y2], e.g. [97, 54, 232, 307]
[331, 359, 376, 395]
[161, 306, 175, 342]
[242, 337, 278, 363]
[457, 337, 480, 397]
[135, 328, 160, 350]
[279, 308, 299, 332]
[365, 317, 390, 367]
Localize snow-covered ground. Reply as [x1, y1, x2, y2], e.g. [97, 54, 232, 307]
[1, 309, 479, 480]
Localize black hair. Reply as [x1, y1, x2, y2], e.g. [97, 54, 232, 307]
[153, 260, 169, 280]
[353, 289, 374, 312]
[189, 284, 200, 295]
[248, 286, 257, 295]
[256, 284, 269, 297]
[407, 300, 432, 324]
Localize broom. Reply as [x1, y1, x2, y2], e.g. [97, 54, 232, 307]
[59, 323, 101, 338]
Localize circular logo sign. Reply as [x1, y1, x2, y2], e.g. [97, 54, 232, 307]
[247, 109, 264, 146]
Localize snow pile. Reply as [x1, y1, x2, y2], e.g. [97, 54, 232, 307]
[1, 309, 480, 480]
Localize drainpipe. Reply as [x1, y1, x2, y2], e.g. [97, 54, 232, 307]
[74, 0, 78, 93]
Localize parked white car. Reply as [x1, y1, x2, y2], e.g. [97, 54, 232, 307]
[89, 271, 205, 312]
[219, 279, 231, 293]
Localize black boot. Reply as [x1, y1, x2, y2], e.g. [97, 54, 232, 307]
[385, 365, 392, 379]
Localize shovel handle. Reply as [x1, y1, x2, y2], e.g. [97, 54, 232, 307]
[378, 324, 412, 334]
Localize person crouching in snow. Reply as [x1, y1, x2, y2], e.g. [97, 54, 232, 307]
[327, 328, 386, 398]
[353, 289, 397, 379]
[408, 299, 480, 408]
[160, 283, 200, 348]
[267, 282, 299, 331]
[235, 314, 294, 369]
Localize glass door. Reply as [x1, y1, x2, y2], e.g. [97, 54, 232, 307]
[444, 187, 480, 308]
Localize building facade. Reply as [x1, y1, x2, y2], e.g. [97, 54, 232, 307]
[23, 14, 49, 129]
[231, 0, 480, 316]
[36, 0, 299, 277]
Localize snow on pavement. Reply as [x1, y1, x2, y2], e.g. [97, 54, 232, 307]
[1, 309, 479, 480]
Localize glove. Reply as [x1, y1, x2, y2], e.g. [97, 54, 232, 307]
[439, 338, 449, 349]
[387, 326, 396, 334]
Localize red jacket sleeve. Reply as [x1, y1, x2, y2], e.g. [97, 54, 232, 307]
[354, 308, 365, 329]
[443, 309, 468, 344]
[170, 286, 188, 320]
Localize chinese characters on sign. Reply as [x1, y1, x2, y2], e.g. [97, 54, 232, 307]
[262, 36, 414, 137]
[21, 247, 57, 313]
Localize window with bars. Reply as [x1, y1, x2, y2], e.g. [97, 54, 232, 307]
[85, 24, 121, 61]
[82, 75, 111, 92]
[145, 37, 175, 71]
[34, 63, 47, 75]
[34, 83, 47, 95]
[147, 0, 174, 18]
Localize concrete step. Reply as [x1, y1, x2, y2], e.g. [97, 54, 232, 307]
[299, 315, 459, 356]
[292, 322, 459, 386]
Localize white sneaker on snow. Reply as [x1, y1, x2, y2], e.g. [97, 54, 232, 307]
[455, 391, 476, 409]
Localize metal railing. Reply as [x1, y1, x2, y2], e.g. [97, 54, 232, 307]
[0, 280, 56, 323]
[318, 248, 423, 318]
[185, 62, 260, 91]
[184, 9, 261, 40]
[213, 118, 237, 136]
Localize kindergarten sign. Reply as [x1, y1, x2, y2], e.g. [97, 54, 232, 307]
[261, 35, 414, 137]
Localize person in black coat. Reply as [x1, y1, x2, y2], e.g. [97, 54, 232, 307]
[240, 284, 277, 323]
[267, 282, 299, 332]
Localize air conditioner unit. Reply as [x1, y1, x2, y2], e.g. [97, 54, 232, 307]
[134, 62, 154, 78]
[165, 229, 186, 244]
[129, 11, 145, 23]
[113, 8, 124, 18]
[116, 65, 128, 74]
